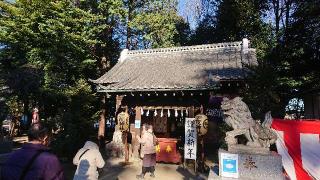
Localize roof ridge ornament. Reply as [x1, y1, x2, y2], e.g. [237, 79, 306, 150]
[242, 38, 249, 54]
[119, 49, 129, 63]
[126, 41, 242, 55]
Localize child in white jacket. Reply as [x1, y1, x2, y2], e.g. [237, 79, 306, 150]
[73, 140, 105, 180]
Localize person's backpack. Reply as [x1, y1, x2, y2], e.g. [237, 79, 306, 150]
[79, 149, 89, 160]
[19, 150, 48, 180]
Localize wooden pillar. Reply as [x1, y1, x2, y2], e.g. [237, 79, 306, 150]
[199, 105, 205, 172]
[188, 106, 195, 118]
[116, 95, 124, 114]
[200, 136, 205, 172]
[98, 94, 106, 148]
[131, 106, 142, 160]
[115, 95, 130, 163]
[123, 107, 129, 163]
[135, 106, 141, 135]
[124, 132, 129, 162]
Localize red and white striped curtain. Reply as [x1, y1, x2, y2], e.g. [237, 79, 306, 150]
[272, 119, 320, 180]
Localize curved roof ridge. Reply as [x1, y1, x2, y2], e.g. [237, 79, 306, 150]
[127, 41, 242, 55]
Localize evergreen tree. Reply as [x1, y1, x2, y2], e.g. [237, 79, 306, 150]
[191, 0, 282, 118]
[272, 0, 320, 102]
[0, 0, 123, 157]
[123, 0, 188, 49]
[192, 0, 271, 57]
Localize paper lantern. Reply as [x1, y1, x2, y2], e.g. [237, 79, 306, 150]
[195, 114, 209, 136]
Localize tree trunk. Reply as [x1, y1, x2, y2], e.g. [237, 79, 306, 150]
[272, 0, 281, 41]
[284, 0, 291, 29]
[126, 0, 133, 49]
[98, 53, 109, 146]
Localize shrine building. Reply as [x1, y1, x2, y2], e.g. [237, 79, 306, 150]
[92, 38, 257, 163]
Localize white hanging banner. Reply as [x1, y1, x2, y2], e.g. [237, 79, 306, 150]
[184, 118, 197, 160]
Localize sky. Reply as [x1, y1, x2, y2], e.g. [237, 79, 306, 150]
[178, 0, 276, 29]
[178, 0, 187, 16]
[178, 0, 201, 29]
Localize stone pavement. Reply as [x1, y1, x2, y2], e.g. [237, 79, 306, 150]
[99, 158, 208, 180]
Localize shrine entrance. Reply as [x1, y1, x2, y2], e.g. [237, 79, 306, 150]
[114, 91, 233, 167]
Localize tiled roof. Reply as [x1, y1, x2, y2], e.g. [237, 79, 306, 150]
[92, 40, 257, 92]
